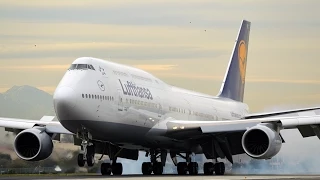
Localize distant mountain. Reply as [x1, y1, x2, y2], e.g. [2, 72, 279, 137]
[0, 85, 75, 146]
[0, 85, 55, 119]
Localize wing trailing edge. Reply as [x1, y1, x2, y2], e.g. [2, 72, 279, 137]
[245, 107, 320, 119]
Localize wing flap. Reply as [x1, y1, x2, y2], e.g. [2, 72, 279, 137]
[297, 125, 315, 138]
[296, 125, 320, 139]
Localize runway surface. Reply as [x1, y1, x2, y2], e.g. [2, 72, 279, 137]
[1, 175, 320, 180]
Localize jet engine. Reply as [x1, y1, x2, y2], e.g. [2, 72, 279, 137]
[14, 128, 53, 161]
[241, 124, 282, 159]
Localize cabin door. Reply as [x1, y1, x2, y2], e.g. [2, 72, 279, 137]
[117, 89, 124, 111]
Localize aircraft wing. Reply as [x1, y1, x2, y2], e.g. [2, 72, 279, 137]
[244, 106, 320, 119]
[166, 115, 320, 135]
[0, 116, 72, 135]
[163, 112, 320, 163]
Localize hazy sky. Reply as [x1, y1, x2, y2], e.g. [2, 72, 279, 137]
[0, 0, 319, 112]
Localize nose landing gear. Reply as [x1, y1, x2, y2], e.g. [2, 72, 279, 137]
[76, 128, 96, 167]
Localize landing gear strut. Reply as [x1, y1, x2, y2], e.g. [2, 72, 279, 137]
[141, 149, 165, 175]
[100, 144, 123, 176]
[77, 129, 95, 167]
[175, 153, 198, 175]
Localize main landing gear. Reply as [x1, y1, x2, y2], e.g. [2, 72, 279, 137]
[77, 130, 95, 167]
[141, 150, 166, 175]
[174, 153, 199, 175]
[203, 160, 225, 175]
[140, 150, 225, 176]
[100, 161, 123, 175]
[172, 153, 225, 175]
[100, 144, 123, 176]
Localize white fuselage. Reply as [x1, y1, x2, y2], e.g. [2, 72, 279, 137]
[53, 57, 249, 151]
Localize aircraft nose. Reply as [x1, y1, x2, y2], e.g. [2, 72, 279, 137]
[53, 86, 77, 120]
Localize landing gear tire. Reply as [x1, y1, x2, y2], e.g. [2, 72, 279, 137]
[214, 162, 225, 175]
[112, 163, 123, 175]
[77, 154, 85, 167]
[153, 162, 163, 175]
[188, 162, 198, 175]
[203, 162, 214, 175]
[101, 163, 112, 175]
[177, 162, 188, 175]
[86, 145, 95, 167]
[86, 154, 94, 167]
[142, 162, 152, 175]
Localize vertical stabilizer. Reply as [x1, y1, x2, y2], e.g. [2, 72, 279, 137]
[218, 20, 251, 102]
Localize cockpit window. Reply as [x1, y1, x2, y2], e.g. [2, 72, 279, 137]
[69, 64, 77, 70]
[89, 65, 95, 70]
[68, 64, 96, 71]
[77, 64, 88, 70]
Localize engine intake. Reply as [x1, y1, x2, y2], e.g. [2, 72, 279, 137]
[14, 128, 53, 161]
[242, 124, 282, 159]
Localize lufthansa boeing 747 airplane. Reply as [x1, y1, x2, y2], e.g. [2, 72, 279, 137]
[1, 20, 320, 176]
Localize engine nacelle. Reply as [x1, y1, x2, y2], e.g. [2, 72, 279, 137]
[14, 128, 53, 161]
[241, 124, 282, 159]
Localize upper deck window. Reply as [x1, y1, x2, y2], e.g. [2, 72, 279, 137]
[68, 64, 95, 71]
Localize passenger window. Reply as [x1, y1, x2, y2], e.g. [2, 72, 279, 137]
[86, 94, 88, 98]
[82, 94, 84, 98]
[89, 94, 91, 98]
